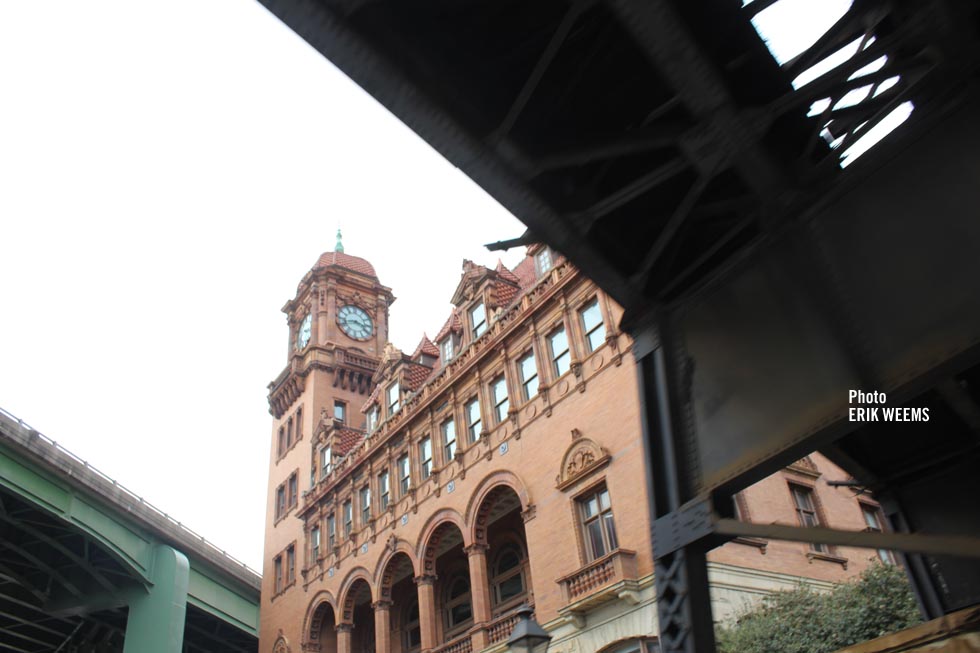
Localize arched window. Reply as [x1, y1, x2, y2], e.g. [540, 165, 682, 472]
[491, 542, 527, 607]
[403, 599, 421, 652]
[444, 573, 473, 634]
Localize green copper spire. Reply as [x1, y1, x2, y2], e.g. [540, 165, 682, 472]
[335, 228, 344, 253]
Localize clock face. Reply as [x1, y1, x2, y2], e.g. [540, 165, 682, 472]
[297, 313, 312, 349]
[338, 305, 373, 340]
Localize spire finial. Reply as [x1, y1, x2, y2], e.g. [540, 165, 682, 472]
[335, 228, 344, 253]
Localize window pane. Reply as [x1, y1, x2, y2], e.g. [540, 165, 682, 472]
[587, 520, 606, 558]
[495, 548, 521, 574]
[524, 374, 538, 399]
[450, 577, 469, 599]
[581, 300, 606, 352]
[583, 496, 597, 518]
[470, 302, 487, 338]
[603, 512, 618, 550]
[599, 489, 611, 511]
[498, 574, 525, 603]
[450, 602, 472, 626]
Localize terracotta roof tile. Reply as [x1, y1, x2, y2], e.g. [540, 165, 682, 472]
[334, 426, 364, 456]
[314, 251, 378, 279]
[434, 308, 463, 343]
[495, 260, 521, 285]
[403, 361, 435, 392]
[411, 335, 440, 360]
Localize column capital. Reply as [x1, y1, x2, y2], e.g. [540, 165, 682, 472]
[372, 599, 393, 611]
[414, 573, 438, 586]
[336, 622, 354, 634]
[464, 543, 489, 556]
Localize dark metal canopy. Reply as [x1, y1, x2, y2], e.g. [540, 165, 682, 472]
[255, 0, 980, 651]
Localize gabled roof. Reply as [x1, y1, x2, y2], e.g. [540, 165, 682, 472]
[411, 334, 440, 360]
[434, 308, 464, 343]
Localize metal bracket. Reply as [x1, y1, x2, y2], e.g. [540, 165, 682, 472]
[651, 496, 714, 558]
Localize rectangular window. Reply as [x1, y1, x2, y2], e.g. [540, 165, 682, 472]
[288, 473, 298, 508]
[387, 382, 400, 415]
[490, 376, 509, 423]
[334, 400, 346, 424]
[465, 398, 482, 443]
[535, 247, 553, 276]
[398, 454, 411, 495]
[861, 504, 895, 563]
[378, 470, 390, 511]
[343, 500, 353, 538]
[470, 302, 487, 339]
[442, 419, 457, 462]
[579, 486, 618, 560]
[320, 446, 332, 480]
[327, 513, 336, 549]
[275, 485, 286, 520]
[286, 544, 295, 583]
[440, 337, 454, 362]
[311, 526, 321, 561]
[296, 407, 303, 440]
[790, 484, 827, 553]
[286, 417, 294, 447]
[367, 406, 380, 432]
[274, 555, 283, 593]
[360, 485, 371, 526]
[548, 326, 571, 378]
[419, 437, 433, 479]
[580, 299, 606, 353]
[277, 427, 286, 457]
[518, 351, 539, 401]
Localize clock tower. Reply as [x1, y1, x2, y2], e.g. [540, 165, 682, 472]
[261, 233, 394, 637]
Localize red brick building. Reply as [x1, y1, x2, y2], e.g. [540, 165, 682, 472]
[261, 242, 890, 653]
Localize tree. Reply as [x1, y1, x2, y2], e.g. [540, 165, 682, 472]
[716, 563, 921, 653]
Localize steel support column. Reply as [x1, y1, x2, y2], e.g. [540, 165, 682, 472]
[632, 312, 716, 653]
[123, 545, 189, 653]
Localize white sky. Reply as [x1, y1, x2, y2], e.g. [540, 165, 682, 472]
[0, 0, 909, 573]
[0, 1, 526, 571]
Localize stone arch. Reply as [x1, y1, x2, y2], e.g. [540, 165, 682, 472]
[301, 591, 337, 652]
[416, 508, 468, 577]
[337, 566, 374, 624]
[374, 537, 419, 598]
[464, 470, 532, 546]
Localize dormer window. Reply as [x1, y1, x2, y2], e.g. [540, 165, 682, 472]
[440, 337, 454, 362]
[367, 406, 380, 432]
[535, 247, 553, 276]
[470, 302, 487, 339]
[387, 382, 400, 415]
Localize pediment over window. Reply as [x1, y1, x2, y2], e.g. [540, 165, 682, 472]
[556, 436, 610, 491]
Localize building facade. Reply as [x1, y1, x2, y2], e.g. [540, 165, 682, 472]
[261, 242, 890, 653]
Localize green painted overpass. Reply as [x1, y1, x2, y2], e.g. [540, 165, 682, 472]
[0, 407, 260, 653]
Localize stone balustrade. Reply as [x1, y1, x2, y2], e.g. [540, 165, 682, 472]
[557, 549, 637, 606]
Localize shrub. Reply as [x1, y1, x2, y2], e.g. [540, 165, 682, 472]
[716, 563, 921, 653]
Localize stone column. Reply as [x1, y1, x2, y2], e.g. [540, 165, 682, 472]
[415, 574, 438, 652]
[336, 622, 353, 653]
[373, 599, 393, 653]
[466, 543, 492, 651]
[321, 281, 336, 346]
[123, 545, 189, 653]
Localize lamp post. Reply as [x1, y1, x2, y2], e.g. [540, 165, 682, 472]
[506, 605, 552, 653]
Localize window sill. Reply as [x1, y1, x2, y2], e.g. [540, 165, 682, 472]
[806, 551, 848, 569]
[733, 536, 768, 554]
